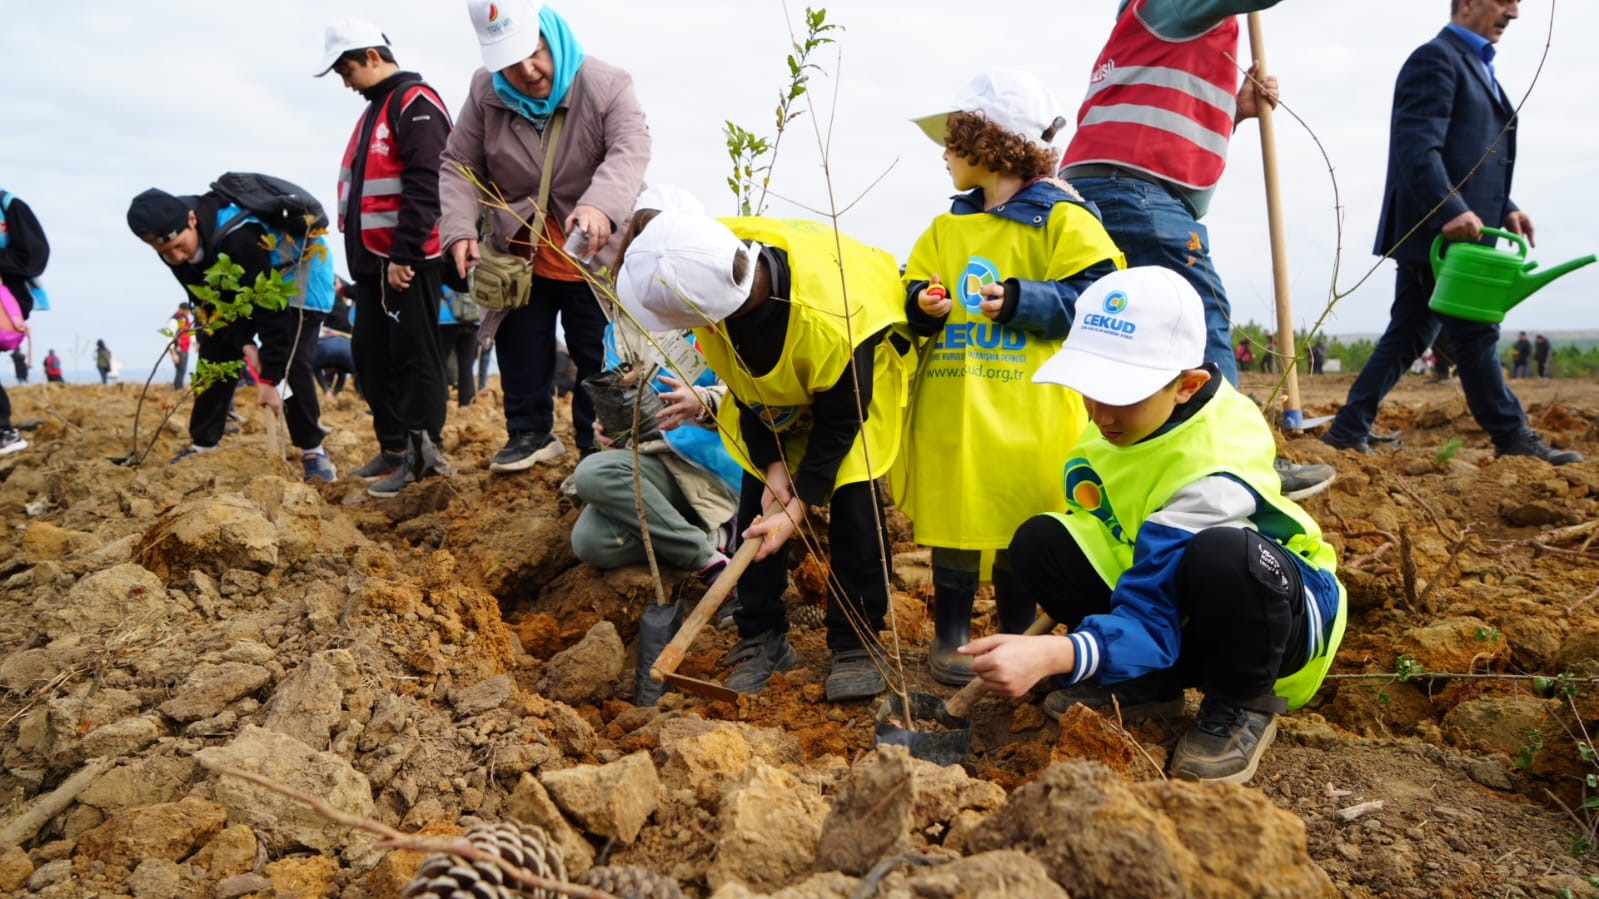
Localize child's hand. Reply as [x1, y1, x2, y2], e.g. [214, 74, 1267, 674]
[917, 275, 952, 318]
[960, 633, 1077, 698]
[978, 282, 1006, 320]
[654, 374, 702, 431]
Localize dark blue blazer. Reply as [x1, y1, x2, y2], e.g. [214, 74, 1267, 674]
[1374, 27, 1519, 265]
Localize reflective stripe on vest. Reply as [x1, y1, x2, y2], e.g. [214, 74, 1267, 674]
[1061, 0, 1238, 190]
[337, 84, 445, 259]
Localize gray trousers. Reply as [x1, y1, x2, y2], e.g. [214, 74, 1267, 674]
[571, 450, 716, 571]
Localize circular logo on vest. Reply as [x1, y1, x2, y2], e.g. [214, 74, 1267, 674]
[958, 257, 1000, 314]
[749, 402, 800, 431]
[1064, 458, 1127, 544]
[1102, 290, 1128, 315]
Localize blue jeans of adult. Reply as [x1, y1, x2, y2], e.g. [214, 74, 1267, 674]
[1069, 173, 1238, 384]
[496, 276, 606, 452]
[1326, 261, 1527, 450]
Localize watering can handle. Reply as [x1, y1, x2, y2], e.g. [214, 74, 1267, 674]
[1432, 225, 1529, 274]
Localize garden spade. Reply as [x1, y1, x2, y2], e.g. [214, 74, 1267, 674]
[647, 527, 765, 702]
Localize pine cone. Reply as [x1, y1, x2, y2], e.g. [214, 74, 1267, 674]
[401, 820, 568, 899]
[791, 601, 826, 629]
[578, 865, 687, 899]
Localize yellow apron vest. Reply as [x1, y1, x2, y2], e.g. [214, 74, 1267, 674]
[695, 217, 909, 488]
[890, 200, 1121, 548]
[1058, 382, 1346, 708]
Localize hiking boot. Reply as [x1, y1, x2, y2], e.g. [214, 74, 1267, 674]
[169, 444, 213, 465]
[722, 631, 797, 694]
[1496, 432, 1582, 466]
[929, 588, 975, 687]
[1041, 670, 1185, 723]
[826, 648, 887, 701]
[368, 464, 413, 499]
[0, 428, 26, 456]
[491, 431, 565, 472]
[1320, 431, 1372, 455]
[350, 450, 403, 480]
[301, 450, 337, 484]
[1169, 695, 1283, 784]
[1274, 457, 1336, 501]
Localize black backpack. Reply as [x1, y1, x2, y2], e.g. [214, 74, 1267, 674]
[209, 172, 329, 248]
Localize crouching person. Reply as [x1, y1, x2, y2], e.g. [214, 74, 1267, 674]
[962, 267, 1346, 783]
[616, 208, 910, 702]
[570, 318, 742, 706]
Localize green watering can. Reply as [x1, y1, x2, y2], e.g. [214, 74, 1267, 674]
[1429, 226, 1596, 323]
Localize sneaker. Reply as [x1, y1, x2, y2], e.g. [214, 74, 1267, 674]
[1041, 670, 1185, 723]
[1274, 457, 1336, 501]
[1169, 695, 1281, 784]
[169, 445, 213, 465]
[825, 648, 887, 701]
[368, 464, 413, 499]
[301, 450, 337, 483]
[1496, 432, 1582, 466]
[1319, 431, 1372, 455]
[721, 631, 797, 694]
[0, 428, 26, 456]
[350, 450, 404, 480]
[490, 432, 565, 473]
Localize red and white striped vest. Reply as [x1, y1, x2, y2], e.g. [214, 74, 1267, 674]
[338, 83, 447, 259]
[1061, 0, 1239, 191]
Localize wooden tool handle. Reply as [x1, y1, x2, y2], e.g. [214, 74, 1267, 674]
[942, 615, 1057, 719]
[649, 515, 768, 683]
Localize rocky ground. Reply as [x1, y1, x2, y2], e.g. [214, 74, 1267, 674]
[0, 369, 1596, 898]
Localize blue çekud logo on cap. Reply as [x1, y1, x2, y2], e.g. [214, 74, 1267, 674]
[1102, 290, 1128, 315]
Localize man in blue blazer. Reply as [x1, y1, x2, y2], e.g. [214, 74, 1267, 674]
[1323, 0, 1579, 465]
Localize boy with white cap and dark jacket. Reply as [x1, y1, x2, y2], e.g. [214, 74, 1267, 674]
[961, 266, 1346, 783]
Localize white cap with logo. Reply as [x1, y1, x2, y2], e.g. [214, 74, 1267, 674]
[468, 0, 544, 73]
[912, 68, 1068, 154]
[315, 17, 390, 77]
[617, 213, 762, 332]
[1033, 266, 1206, 406]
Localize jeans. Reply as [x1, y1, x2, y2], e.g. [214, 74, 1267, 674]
[172, 347, 189, 390]
[496, 276, 607, 451]
[1510, 360, 1529, 379]
[1327, 261, 1528, 450]
[1069, 174, 1238, 384]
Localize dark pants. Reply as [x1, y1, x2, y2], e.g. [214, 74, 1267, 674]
[495, 276, 606, 451]
[0, 382, 10, 428]
[172, 346, 189, 390]
[1327, 261, 1529, 450]
[352, 265, 448, 452]
[1008, 517, 1308, 705]
[313, 334, 354, 396]
[438, 323, 479, 407]
[476, 342, 493, 391]
[192, 306, 325, 449]
[734, 475, 891, 653]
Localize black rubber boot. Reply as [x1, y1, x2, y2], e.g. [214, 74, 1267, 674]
[634, 600, 683, 707]
[929, 584, 975, 686]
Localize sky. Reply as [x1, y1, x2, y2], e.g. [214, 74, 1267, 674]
[5, 0, 1597, 375]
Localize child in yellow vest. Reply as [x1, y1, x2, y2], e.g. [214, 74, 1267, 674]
[616, 204, 910, 702]
[896, 69, 1124, 685]
[961, 266, 1347, 784]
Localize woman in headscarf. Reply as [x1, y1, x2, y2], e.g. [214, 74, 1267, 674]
[440, 0, 650, 471]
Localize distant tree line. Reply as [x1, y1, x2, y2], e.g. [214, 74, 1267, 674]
[1233, 321, 1599, 378]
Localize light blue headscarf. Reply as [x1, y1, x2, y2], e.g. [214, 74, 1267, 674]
[491, 6, 585, 125]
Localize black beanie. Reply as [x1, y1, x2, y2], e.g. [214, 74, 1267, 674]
[127, 188, 190, 239]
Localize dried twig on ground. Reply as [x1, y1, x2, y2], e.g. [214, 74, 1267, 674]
[0, 757, 115, 847]
[1483, 520, 1599, 560]
[1417, 527, 1473, 611]
[206, 766, 617, 899]
[1567, 583, 1599, 617]
[1398, 525, 1419, 608]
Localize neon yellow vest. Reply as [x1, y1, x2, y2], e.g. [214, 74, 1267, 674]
[1058, 382, 1346, 708]
[890, 199, 1121, 548]
[695, 217, 909, 488]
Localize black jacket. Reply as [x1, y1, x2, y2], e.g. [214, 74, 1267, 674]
[344, 71, 452, 277]
[0, 192, 49, 311]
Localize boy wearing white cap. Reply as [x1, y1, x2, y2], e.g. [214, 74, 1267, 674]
[898, 69, 1123, 687]
[961, 266, 1346, 783]
[616, 207, 910, 702]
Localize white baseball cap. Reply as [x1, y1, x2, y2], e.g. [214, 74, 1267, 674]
[468, 0, 543, 73]
[314, 17, 390, 77]
[617, 213, 762, 331]
[912, 68, 1068, 153]
[1033, 267, 1206, 406]
[633, 184, 706, 216]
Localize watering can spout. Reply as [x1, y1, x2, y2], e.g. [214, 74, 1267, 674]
[1507, 254, 1598, 309]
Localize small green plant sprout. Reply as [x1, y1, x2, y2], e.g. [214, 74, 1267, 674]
[1476, 626, 1502, 642]
[723, 6, 839, 216]
[1434, 436, 1464, 468]
[1395, 654, 1426, 682]
[1516, 727, 1544, 769]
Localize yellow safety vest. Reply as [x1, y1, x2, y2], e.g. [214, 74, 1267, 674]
[889, 198, 1120, 549]
[1058, 382, 1346, 708]
[694, 217, 909, 489]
